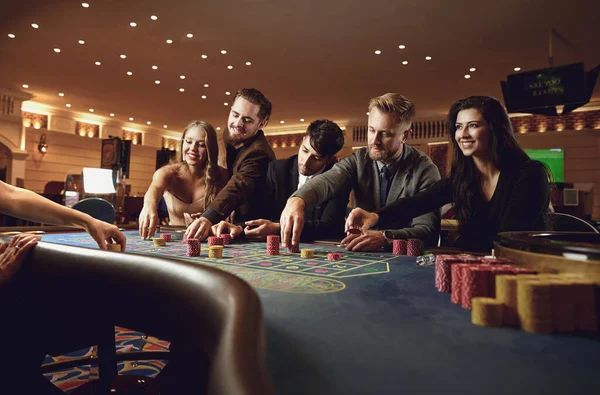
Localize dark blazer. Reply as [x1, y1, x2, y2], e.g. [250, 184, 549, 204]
[265, 155, 348, 241]
[202, 130, 275, 224]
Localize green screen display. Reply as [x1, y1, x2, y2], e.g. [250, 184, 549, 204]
[525, 148, 564, 183]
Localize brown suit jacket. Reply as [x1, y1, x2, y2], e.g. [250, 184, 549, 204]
[202, 129, 275, 224]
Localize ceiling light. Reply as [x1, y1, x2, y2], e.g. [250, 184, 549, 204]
[166, 39, 173, 44]
[66, 103, 71, 108]
[78, 40, 85, 44]
[127, 71, 133, 75]
[224, 102, 228, 106]
[245, 61, 251, 66]
[514, 67, 521, 71]
[402, 61, 408, 65]
[227, 65, 233, 69]
[366, 112, 370, 115]
[31, 23, 39, 29]
[58, 92, 64, 97]
[425, 56, 432, 60]
[163, 125, 167, 128]
[216, 127, 221, 131]
[8, 34, 16, 38]
[280, 121, 285, 124]
[95, 61, 101, 65]
[469, 67, 476, 72]
[374, 50, 381, 55]
[129, 117, 134, 121]
[179, 75, 185, 79]
[398, 45, 406, 49]
[110, 113, 115, 117]
[147, 121, 151, 125]
[81, 3, 89, 7]
[155, 80, 160, 84]
[201, 95, 207, 99]
[89, 109, 94, 112]
[179, 88, 185, 92]
[120, 54, 126, 59]
[152, 65, 158, 70]
[54, 48, 61, 53]
[201, 54, 207, 59]
[225, 91, 230, 95]
[300, 118, 304, 122]
[221, 50, 227, 54]
[22, 84, 29, 88]
[204, 84, 209, 88]
[130, 22, 137, 27]
[464, 74, 471, 79]
[186, 33, 193, 38]
[151, 15, 158, 20]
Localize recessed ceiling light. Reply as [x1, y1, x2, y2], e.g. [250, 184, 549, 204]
[130, 22, 137, 27]
[129, 117, 134, 121]
[89, 108, 94, 112]
[110, 113, 115, 117]
[166, 39, 173, 44]
[470, 67, 476, 72]
[366, 112, 370, 115]
[78, 40, 85, 44]
[464, 74, 471, 79]
[152, 65, 158, 70]
[127, 71, 133, 75]
[155, 80, 160, 84]
[81, 3, 89, 8]
[374, 50, 381, 55]
[216, 127, 221, 131]
[280, 121, 285, 124]
[186, 33, 193, 38]
[225, 91, 230, 95]
[402, 61, 408, 65]
[300, 118, 304, 122]
[66, 103, 71, 108]
[147, 121, 151, 125]
[179, 88, 185, 92]
[201, 54, 207, 59]
[151, 15, 158, 21]
[425, 56, 432, 60]
[179, 75, 185, 79]
[120, 54, 126, 59]
[22, 84, 29, 88]
[245, 61, 251, 66]
[54, 48, 61, 53]
[227, 65, 233, 69]
[224, 102, 228, 106]
[221, 50, 227, 54]
[514, 67, 521, 71]
[8, 33, 16, 38]
[95, 61, 101, 65]
[58, 92, 64, 97]
[31, 23, 39, 29]
[201, 95, 207, 99]
[398, 45, 406, 49]
[204, 84, 209, 87]
[163, 125, 167, 128]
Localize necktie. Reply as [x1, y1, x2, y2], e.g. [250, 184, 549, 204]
[380, 165, 391, 208]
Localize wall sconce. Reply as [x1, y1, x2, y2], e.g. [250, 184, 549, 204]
[38, 134, 48, 153]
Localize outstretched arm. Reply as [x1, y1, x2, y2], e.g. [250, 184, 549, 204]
[139, 167, 171, 239]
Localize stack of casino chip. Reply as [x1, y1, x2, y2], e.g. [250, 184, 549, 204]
[208, 245, 224, 258]
[287, 244, 300, 254]
[152, 237, 167, 247]
[106, 243, 121, 252]
[327, 252, 342, 261]
[517, 279, 553, 334]
[300, 249, 315, 258]
[407, 238, 421, 256]
[159, 233, 172, 242]
[435, 255, 465, 292]
[220, 233, 232, 245]
[471, 297, 503, 327]
[392, 239, 407, 255]
[461, 266, 491, 309]
[451, 263, 472, 304]
[208, 236, 224, 247]
[495, 274, 520, 326]
[266, 235, 280, 256]
[186, 238, 201, 257]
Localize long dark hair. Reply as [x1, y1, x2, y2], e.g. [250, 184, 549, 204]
[448, 96, 530, 229]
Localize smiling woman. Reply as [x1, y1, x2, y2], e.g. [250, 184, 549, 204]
[346, 96, 552, 253]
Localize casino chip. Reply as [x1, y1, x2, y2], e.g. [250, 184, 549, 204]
[407, 238, 421, 256]
[208, 236, 224, 247]
[159, 233, 172, 242]
[208, 245, 224, 258]
[186, 238, 201, 257]
[220, 233, 232, 245]
[300, 249, 315, 258]
[392, 239, 407, 255]
[106, 243, 121, 252]
[327, 252, 341, 261]
[471, 297, 503, 327]
[152, 238, 167, 247]
[266, 235, 280, 256]
[287, 244, 300, 254]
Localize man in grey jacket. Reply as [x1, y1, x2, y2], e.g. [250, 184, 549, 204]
[280, 93, 441, 251]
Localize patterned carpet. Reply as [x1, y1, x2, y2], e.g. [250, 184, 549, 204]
[43, 327, 169, 393]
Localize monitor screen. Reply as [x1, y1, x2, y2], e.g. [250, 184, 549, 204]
[525, 148, 564, 183]
[82, 167, 116, 194]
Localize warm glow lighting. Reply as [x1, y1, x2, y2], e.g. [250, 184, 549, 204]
[280, 121, 285, 124]
[129, 117, 134, 121]
[151, 15, 158, 20]
[66, 103, 71, 108]
[374, 50, 381, 55]
[514, 67, 521, 71]
[216, 127, 221, 131]
[147, 121, 151, 125]
[227, 65, 233, 69]
[89, 109, 94, 112]
[201, 95, 206, 99]
[225, 91, 230, 95]
[201, 54, 207, 59]
[130, 22, 137, 27]
[163, 125, 167, 128]
[8, 34, 16, 38]
[31, 23, 39, 29]
[127, 71, 133, 75]
[58, 92, 64, 97]
[22, 84, 29, 89]
[366, 112, 370, 115]
[402, 61, 408, 65]
[399, 45, 406, 49]
[470, 67, 476, 72]
[166, 39, 173, 44]
[203, 84, 209, 87]
[54, 48, 61, 53]
[300, 118, 304, 122]
[224, 102, 228, 106]
[120, 54, 126, 59]
[81, 3, 89, 8]
[152, 65, 158, 70]
[78, 40, 85, 44]
[79, 130, 85, 136]
[180, 75, 185, 79]
[186, 33, 193, 38]
[87, 131, 94, 138]
[221, 50, 227, 54]
[245, 61, 251, 66]
[155, 80, 160, 84]
[425, 56, 432, 60]
[95, 61, 101, 65]
[110, 113, 115, 117]
[179, 88, 185, 92]
[464, 74, 471, 79]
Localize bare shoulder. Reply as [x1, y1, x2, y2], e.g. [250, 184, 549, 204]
[154, 163, 181, 182]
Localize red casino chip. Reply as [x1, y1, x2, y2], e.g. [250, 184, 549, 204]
[327, 252, 342, 261]
[208, 236, 224, 246]
[392, 239, 407, 255]
[220, 233, 232, 245]
[435, 255, 464, 293]
[287, 244, 300, 254]
[407, 238, 421, 256]
[186, 238, 201, 257]
[461, 266, 491, 309]
[451, 263, 471, 305]
[266, 235, 280, 256]
[159, 233, 172, 242]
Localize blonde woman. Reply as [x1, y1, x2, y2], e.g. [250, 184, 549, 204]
[139, 121, 229, 238]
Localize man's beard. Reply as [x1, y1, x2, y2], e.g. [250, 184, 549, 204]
[227, 127, 245, 146]
[368, 145, 392, 162]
